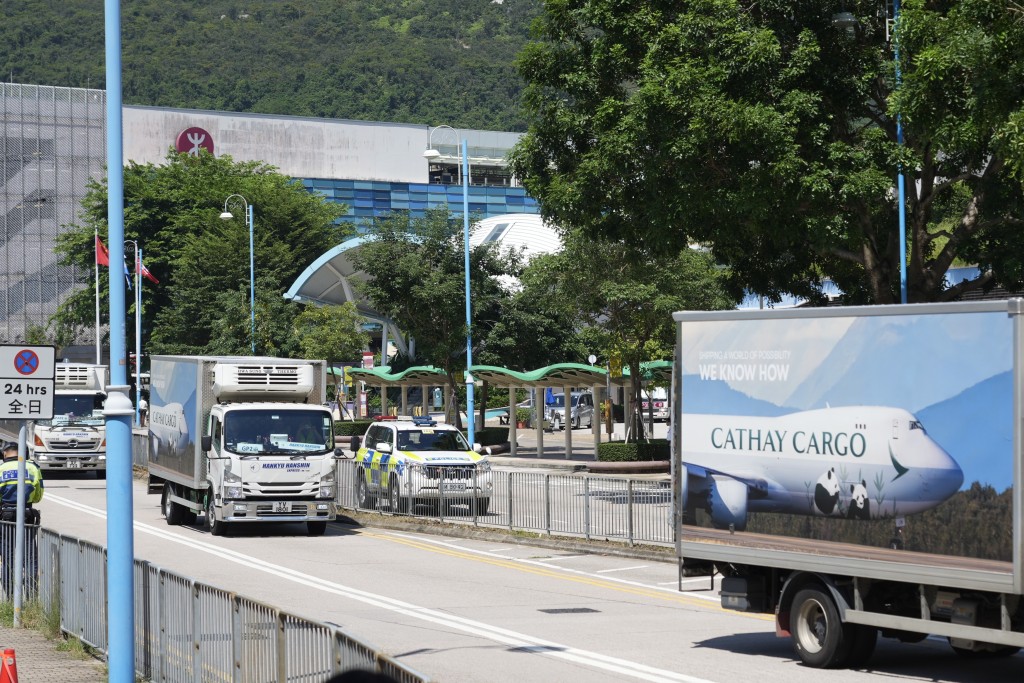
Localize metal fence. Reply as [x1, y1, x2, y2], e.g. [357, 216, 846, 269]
[337, 460, 674, 547]
[27, 528, 431, 683]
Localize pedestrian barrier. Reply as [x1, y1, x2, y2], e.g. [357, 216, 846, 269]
[32, 529, 431, 683]
[0, 648, 17, 683]
[337, 460, 674, 547]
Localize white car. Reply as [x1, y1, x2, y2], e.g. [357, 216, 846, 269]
[353, 417, 493, 514]
[546, 391, 595, 430]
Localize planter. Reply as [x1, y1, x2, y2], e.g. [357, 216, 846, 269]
[516, 421, 527, 429]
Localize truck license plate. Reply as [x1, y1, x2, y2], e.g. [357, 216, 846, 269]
[66, 460, 81, 468]
[274, 502, 289, 513]
[441, 482, 466, 492]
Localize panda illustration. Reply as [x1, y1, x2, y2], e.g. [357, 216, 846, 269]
[814, 467, 841, 515]
[847, 480, 871, 520]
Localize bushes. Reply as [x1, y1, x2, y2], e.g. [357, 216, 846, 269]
[334, 420, 374, 437]
[597, 439, 670, 462]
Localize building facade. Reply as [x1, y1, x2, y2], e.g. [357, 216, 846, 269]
[1, 82, 538, 342]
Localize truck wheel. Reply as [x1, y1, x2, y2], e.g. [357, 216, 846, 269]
[842, 624, 877, 668]
[791, 587, 850, 668]
[306, 521, 328, 536]
[356, 469, 376, 509]
[206, 497, 228, 537]
[162, 485, 184, 526]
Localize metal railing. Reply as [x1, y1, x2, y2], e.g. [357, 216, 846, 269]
[338, 460, 673, 546]
[29, 528, 431, 682]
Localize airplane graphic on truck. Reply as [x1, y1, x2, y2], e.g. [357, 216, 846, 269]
[681, 405, 964, 530]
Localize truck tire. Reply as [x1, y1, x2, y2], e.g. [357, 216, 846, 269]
[841, 624, 877, 668]
[162, 485, 185, 526]
[356, 469, 376, 509]
[791, 587, 850, 668]
[206, 496, 229, 537]
[306, 520, 328, 536]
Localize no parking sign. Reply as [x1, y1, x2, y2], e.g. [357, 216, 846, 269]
[0, 345, 55, 419]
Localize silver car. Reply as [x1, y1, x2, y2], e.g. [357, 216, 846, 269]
[545, 392, 595, 430]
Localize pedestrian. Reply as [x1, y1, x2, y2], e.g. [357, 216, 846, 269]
[0, 441, 44, 597]
[139, 394, 149, 426]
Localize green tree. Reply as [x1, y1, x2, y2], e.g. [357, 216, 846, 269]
[52, 151, 349, 357]
[527, 236, 737, 439]
[510, 1, 1024, 304]
[292, 302, 370, 403]
[349, 209, 520, 428]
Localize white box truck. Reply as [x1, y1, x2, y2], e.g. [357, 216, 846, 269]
[147, 355, 339, 536]
[28, 363, 108, 478]
[672, 300, 1024, 667]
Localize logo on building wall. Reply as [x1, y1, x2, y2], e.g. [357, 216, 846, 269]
[175, 127, 214, 156]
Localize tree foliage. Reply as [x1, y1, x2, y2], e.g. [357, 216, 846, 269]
[53, 151, 349, 358]
[0, 0, 540, 131]
[349, 209, 523, 426]
[525, 235, 737, 438]
[510, 0, 1024, 304]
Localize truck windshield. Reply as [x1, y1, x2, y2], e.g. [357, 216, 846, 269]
[39, 394, 105, 426]
[397, 429, 471, 452]
[223, 409, 332, 455]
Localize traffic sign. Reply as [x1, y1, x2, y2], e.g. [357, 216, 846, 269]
[0, 345, 55, 419]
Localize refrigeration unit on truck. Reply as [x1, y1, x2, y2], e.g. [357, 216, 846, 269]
[147, 355, 340, 537]
[28, 363, 108, 478]
[672, 300, 1024, 668]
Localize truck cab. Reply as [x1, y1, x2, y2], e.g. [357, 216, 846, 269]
[29, 364, 108, 478]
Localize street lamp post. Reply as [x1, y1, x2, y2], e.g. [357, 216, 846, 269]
[423, 128, 474, 444]
[220, 195, 256, 354]
[125, 239, 141, 427]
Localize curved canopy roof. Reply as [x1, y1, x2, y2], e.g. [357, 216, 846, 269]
[469, 361, 674, 388]
[346, 365, 448, 386]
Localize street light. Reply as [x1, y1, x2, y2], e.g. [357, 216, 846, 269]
[423, 127, 474, 444]
[220, 194, 256, 354]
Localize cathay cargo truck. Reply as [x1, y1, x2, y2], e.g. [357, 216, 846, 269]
[672, 300, 1024, 667]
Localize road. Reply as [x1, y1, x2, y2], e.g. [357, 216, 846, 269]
[39, 471, 1022, 683]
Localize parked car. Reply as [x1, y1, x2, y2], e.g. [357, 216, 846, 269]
[546, 391, 595, 430]
[640, 388, 669, 421]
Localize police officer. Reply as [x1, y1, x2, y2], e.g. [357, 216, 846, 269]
[0, 441, 44, 597]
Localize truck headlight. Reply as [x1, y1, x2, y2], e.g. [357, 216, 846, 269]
[223, 470, 243, 499]
[319, 485, 335, 499]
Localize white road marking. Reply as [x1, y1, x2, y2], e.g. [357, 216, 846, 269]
[596, 565, 648, 574]
[47, 493, 717, 683]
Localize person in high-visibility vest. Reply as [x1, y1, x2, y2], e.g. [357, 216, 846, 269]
[0, 442, 44, 597]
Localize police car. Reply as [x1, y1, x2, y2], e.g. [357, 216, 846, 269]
[352, 417, 493, 514]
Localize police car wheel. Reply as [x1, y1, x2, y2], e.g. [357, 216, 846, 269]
[356, 469, 376, 508]
[388, 480, 409, 514]
[472, 496, 490, 516]
[95, 469, 106, 481]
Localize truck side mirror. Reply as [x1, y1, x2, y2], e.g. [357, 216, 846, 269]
[333, 447, 349, 459]
[201, 435, 212, 452]
[351, 436, 361, 453]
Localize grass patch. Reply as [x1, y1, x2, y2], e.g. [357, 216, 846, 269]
[0, 597, 101, 662]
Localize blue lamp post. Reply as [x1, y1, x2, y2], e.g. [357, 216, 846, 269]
[220, 195, 256, 353]
[423, 127, 474, 444]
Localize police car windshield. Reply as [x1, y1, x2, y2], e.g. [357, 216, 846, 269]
[223, 409, 332, 455]
[397, 429, 470, 452]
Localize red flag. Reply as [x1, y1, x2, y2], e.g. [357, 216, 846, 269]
[95, 236, 110, 266]
[136, 256, 160, 284]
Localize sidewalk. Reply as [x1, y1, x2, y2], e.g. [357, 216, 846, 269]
[0, 624, 106, 682]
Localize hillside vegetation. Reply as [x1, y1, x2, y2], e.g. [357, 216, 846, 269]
[1, 0, 538, 131]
